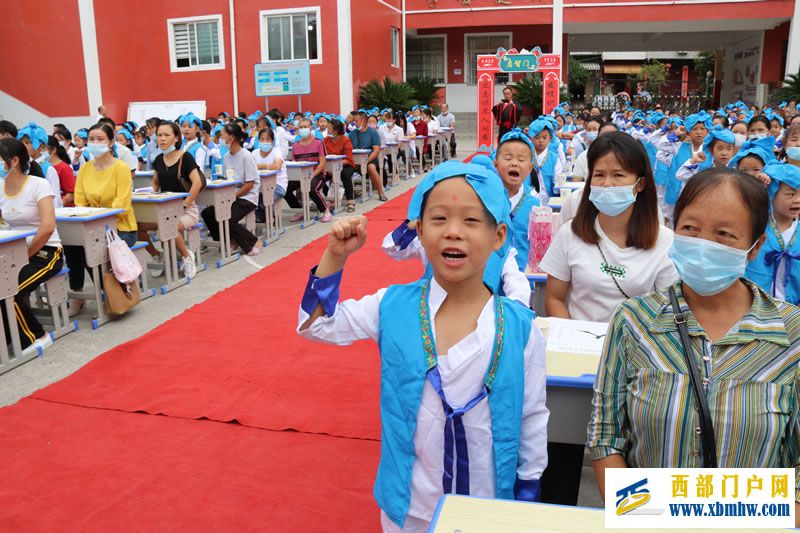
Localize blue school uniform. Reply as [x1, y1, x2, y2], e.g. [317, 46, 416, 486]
[665, 142, 693, 206]
[374, 277, 534, 526]
[534, 149, 559, 198]
[509, 183, 541, 271]
[745, 162, 800, 304]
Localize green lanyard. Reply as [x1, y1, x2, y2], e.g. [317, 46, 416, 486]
[769, 216, 799, 251]
[418, 279, 505, 390]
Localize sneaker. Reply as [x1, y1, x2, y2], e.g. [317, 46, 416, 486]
[22, 334, 53, 357]
[321, 212, 332, 223]
[182, 251, 197, 279]
[247, 242, 263, 256]
[290, 213, 304, 223]
[150, 253, 164, 278]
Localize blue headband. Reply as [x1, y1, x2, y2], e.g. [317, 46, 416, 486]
[703, 124, 735, 150]
[497, 128, 534, 155]
[767, 113, 784, 126]
[765, 161, 800, 200]
[684, 112, 712, 133]
[528, 116, 555, 139]
[116, 128, 133, 143]
[729, 136, 776, 169]
[16, 122, 48, 149]
[179, 112, 203, 128]
[76, 129, 89, 140]
[407, 161, 510, 232]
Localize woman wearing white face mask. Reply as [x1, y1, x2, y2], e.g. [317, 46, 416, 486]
[588, 169, 800, 527]
[540, 132, 677, 322]
[65, 122, 137, 316]
[747, 115, 772, 141]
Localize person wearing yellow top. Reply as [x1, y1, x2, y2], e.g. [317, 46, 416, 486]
[65, 122, 137, 317]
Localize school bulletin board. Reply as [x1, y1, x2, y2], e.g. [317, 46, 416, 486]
[254, 60, 311, 97]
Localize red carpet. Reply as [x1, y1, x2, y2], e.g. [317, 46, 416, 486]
[1, 189, 424, 529]
[0, 398, 380, 532]
[33, 190, 422, 440]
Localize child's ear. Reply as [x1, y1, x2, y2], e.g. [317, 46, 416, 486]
[416, 218, 424, 244]
[493, 223, 508, 252]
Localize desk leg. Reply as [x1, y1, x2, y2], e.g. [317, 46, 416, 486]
[390, 153, 399, 186]
[534, 281, 547, 317]
[91, 264, 111, 329]
[332, 168, 342, 213]
[359, 163, 368, 203]
[5, 297, 22, 358]
[160, 238, 188, 294]
[265, 202, 277, 242]
[300, 173, 315, 228]
[215, 220, 240, 268]
[405, 148, 412, 178]
[0, 317, 10, 371]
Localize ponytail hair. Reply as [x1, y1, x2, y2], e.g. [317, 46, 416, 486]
[47, 135, 71, 163]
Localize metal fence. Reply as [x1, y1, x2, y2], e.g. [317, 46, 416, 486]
[567, 94, 713, 115]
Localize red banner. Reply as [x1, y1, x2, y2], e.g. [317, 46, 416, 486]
[542, 70, 560, 115]
[681, 65, 689, 101]
[477, 71, 495, 148]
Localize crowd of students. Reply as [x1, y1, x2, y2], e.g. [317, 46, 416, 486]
[0, 104, 458, 357]
[298, 96, 800, 531]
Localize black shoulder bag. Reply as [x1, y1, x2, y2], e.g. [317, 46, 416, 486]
[668, 286, 718, 468]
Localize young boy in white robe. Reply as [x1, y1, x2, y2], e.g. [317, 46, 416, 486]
[297, 161, 548, 532]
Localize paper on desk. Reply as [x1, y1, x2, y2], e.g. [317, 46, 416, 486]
[56, 207, 110, 217]
[542, 317, 609, 356]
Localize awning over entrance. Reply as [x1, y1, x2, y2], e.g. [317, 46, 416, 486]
[603, 64, 641, 75]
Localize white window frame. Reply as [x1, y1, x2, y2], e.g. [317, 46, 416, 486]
[406, 34, 448, 86]
[167, 15, 225, 73]
[464, 32, 512, 85]
[259, 7, 322, 65]
[390, 27, 400, 68]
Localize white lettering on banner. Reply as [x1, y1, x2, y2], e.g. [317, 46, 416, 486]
[605, 468, 794, 528]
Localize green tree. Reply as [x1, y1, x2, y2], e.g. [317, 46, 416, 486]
[567, 57, 589, 98]
[771, 71, 800, 104]
[407, 77, 440, 107]
[512, 74, 571, 116]
[639, 60, 668, 95]
[357, 77, 418, 109]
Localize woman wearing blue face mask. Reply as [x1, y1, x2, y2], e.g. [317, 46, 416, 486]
[64, 122, 137, 316]
[540, 132, 677, 323]
[284, 117, 330, 223]
[747, 115, 772, 141]
[589, 168, 800, 527]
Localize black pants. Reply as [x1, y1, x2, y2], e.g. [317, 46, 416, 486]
[2, 246, 63, 349]
[285, 174, 330, 213]
[201, 198, 258, 253]
[540, 443, 586, 506]
[498, 126, 513, 145]
[449, 132, 457, 157]
[64, 231, 136, 291]
[325, 164, 355, 202]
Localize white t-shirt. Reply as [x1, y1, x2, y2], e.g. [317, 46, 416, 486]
[275, 126, 291, 157]
[253, 148, 288, 191]
[0, 176, 61, 247]
[114, 142, 138, 171]
[43, 164, 64, 209]
[539, 219, 677, 322]
[775, 221, 798, 301]
[223, 148, 260, 206]
[572, 150, 588, 180]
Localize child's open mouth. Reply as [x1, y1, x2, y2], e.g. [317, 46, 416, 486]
[508, 170, 520, 178]
[441, 248, 467, 265]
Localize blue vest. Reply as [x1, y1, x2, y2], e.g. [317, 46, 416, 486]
[374, 280, 533, 526]
[641, 140, 658, 174]
[39, 160, 53, 177]
[510, 184, 541, 271]
[535, 149, 559, 197]
[665, 142, 693, 205]
[745, 222, 800, 304]
[654, 159, 669, 186]
[185, 140, 203, 162]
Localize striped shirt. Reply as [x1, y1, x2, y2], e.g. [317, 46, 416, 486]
[586, 279, 800, 501]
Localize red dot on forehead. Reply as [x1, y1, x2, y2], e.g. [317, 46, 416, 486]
[452, 194, 458, 201]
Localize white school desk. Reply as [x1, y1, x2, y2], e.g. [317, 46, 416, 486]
[384, 142, 401, 187]
[434, 131, 448, 163]
[427, 134, 439, 166]
[324, 155, 347, 213]
[133, 170, 154, 190]
[55, 207, 124, 329]
[352, 149, 374, 203]
[526, 272, 547, 317]
[196, 179, 241, 268]
[413, 136, 426, 174]
[399, 139, 413, 179]
[441, 126, 453, 155]
[540, 317, 602, 446]
[258, 170, 280, 243]
[552, 181, 583, 194]
[132, 192, 190, 294]
[0, 229, 38, 375]
[430, 495, 781, 533]
[285, 161, 318, 227]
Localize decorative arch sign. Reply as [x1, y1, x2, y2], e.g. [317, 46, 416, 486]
[477, 48, 561, 149]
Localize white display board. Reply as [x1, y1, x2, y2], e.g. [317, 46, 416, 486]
[254, 61, 311, 97]
[127, 100, 207, 126]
